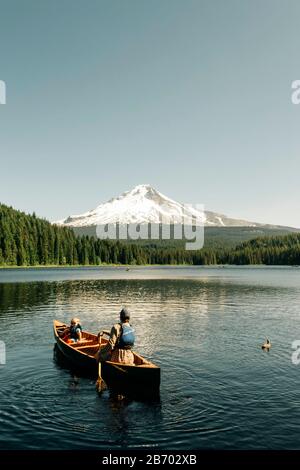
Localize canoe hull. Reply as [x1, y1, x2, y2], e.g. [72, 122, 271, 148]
[55, 336, 97, 376]
[53, 320, 160, 393]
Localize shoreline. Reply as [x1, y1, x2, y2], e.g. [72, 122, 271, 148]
[0, 264, 299, 270]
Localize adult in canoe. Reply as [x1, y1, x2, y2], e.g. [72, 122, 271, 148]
[96, 308, 135, 365]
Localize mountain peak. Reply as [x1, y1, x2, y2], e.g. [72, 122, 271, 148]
[130, 183, 153, 193]
[123, 184, 159, 199]
[54, 184, 269, 229]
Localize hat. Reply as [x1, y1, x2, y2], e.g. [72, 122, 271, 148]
[120, 308, 130, 321]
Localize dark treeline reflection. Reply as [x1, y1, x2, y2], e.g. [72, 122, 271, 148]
[0, 277, 283, 319]
[0, 282, 57, 314]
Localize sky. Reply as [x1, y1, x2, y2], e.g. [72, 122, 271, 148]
[0, 0, 300, 226]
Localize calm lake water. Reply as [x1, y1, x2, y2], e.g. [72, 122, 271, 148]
[1, 266, 300, 450]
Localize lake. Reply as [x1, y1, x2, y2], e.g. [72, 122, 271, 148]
[0, 266, 300, 450]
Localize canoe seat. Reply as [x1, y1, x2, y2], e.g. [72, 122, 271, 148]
[75, 345, 100, 355]
[67, 339, 96, 348]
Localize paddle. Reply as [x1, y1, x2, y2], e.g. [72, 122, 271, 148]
[96, 332, 107, 393]
[96, 361, 103, 390]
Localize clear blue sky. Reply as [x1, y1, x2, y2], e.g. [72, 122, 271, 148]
[0, 0, 300, 226]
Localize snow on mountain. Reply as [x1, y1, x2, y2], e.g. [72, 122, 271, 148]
[55, 184, 204, 227]
[54, 184, 261, 228]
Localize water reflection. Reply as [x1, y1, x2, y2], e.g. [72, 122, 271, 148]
[0, 282, 56, 315]
[1, 269, 300, 449]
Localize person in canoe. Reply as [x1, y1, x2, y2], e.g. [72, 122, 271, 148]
[59, 317, 83, 343]
[96, 308, 135, 365]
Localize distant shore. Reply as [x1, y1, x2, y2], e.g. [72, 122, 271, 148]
[0, 264, 299, 269]
[0, 264, 185, 269]
[0, 264, 130, 269]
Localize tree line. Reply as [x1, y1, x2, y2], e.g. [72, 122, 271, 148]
[0, 203, 300, 266]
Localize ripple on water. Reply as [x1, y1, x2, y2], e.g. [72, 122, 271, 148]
[1, 270, 300, 449]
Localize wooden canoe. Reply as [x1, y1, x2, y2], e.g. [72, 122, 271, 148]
[53, 320, 160, 393]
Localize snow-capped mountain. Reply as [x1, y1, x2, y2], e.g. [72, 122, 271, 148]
[55, 184, 264, 228]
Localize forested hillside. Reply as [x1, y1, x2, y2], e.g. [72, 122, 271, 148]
[227, 233, 300, 265]
[0, 203, 300, 266]
[0, 203, 141, 266]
